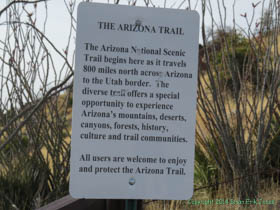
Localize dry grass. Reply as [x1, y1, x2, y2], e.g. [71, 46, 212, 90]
[143, 72, 280, 210]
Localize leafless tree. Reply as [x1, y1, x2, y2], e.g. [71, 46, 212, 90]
[0, 0, 75, 208]
[197, 0, 280, 200]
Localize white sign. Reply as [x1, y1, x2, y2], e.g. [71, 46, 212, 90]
[70, 2, 200, 200]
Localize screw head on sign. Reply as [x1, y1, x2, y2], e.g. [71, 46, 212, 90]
[129, 177, 136, 185]
[135, 19, 142, 26]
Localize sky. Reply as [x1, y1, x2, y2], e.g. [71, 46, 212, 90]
[0, 0, 269, 58]
[43, 0, 268, 45]
[41, 0, 268, 67]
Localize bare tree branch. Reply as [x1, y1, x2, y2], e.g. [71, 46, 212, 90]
[0, 72, 73, 152]
[0, 0, 47, 17]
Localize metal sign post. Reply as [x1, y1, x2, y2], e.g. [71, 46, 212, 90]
[125, 200, 137, 210]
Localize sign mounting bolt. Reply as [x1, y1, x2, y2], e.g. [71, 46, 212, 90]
[135, 19, 142, 26]
[129, 177, 136, 185]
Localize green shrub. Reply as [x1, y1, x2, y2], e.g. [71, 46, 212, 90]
[0, 155, 50, 210]
[194, 143, 219, 197]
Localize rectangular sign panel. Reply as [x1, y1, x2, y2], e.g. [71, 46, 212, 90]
[70, 2, 199, 200]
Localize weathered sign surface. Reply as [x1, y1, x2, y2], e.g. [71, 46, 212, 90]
[70, 2, 200, 200]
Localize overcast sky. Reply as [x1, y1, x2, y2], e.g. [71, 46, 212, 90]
[0, 0, 268, 55]
[44, 0, 268, 45]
